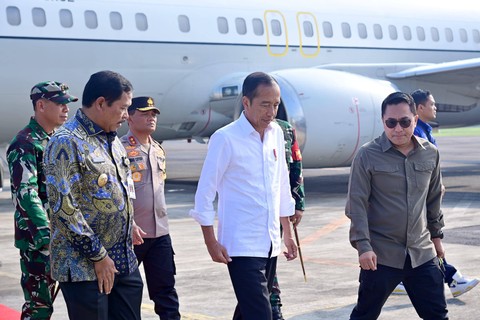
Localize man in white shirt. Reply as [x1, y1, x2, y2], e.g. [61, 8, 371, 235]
[190, 72, 297, 319]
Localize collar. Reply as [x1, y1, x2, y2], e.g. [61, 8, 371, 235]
[125, 130, 151, 146]
[379, 132, 426, 152]
[237, 111, 274, 136]
[416, 118, 433, 133]
[27, 117, 50, 140]
[75, 109, 116, 138]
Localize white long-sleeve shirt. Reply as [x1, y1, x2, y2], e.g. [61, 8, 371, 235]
[190, 113, 295, 258]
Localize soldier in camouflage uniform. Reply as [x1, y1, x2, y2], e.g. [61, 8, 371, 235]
[270, 118, 306, 320]
[7, 81, 78, 319]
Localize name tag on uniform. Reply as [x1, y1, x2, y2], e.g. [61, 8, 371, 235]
[127, 177, 136, 199]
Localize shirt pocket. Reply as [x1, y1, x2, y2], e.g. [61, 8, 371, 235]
[156, 156, 166, 180]
[413, 161, 435, 190]
[372, 164, 400, 191]
[129, 160, 147, 185]
[372, 164, 399, 175]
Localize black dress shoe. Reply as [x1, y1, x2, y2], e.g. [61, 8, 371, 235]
[272, 305, 285, 320]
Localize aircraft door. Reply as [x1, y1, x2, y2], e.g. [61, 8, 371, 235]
[264, 11, 288, 57]
[296, 12, 320, 57]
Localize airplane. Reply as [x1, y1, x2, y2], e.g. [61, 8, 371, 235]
[1, 0, 480, 189]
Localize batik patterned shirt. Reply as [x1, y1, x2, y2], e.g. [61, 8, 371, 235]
[44, 109, 137, 282]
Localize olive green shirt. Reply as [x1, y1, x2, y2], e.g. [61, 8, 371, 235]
[346, 133, 444, 269]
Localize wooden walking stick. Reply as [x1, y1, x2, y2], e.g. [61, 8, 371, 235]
[293, 225, 307, 282]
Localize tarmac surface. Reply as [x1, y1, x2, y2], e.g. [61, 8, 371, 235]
[0, 135, 479, 319]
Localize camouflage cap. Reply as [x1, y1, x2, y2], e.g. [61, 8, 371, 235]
[30, 81, 78, 104]
[128, 96, 160, 114]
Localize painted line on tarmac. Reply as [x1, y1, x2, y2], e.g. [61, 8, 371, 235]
[301, 216, 349, 246]
[0, 304, 21, 319]
[303, 257, 357, 267]
[0, 270, 18, 280]
[449, 197, 473, 215]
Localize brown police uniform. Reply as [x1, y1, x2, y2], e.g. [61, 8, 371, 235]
[120, 95, 180, 319]
[121, 132, 169, 237]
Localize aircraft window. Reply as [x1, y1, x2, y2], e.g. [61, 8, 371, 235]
[110, 11, 123, 30]
[373, 24, 383, 39]
[459, 28, 468, 43]
[357, 23, 367, 39]
[59, 9, 73, 28]
[178, 15, 190, 32]
[236, 18, 247, 35]
[217, 17, 228, 34]
[32, 7, 46, 27]
[6, 6, 21, 26]
[445, 28, 453, 42]
[271, 19, 282, 36]
[388, 25, 398, 40]
[303, 21, 314, 37]
[416, 27, 425, 41]
[473, 30, 480, 43]
[252, 18, 264, 36]
[322, 21, 333, 38]
[402, 26, 412, 40]
[341, 22, 351, 38]
[431, 27, 439, 41]
[136, 13, 148, 31]
[84, 10, 98, 29]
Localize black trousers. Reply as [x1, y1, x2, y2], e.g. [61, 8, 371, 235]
[135, 235, 180, 320]
[350, 255, 448, 320]
[59, 268, 143, 320]
[228, 255, 277, 320]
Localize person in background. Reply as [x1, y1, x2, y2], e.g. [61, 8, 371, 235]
[190, 72, 297, 319]
[43, 71, 143, 320]
[7, 81, 78, 319]
[121, 96, 181, 319]
[393, 89, 479, 297]
[346, 92, 448, 319]
[270, 118, 305, 320]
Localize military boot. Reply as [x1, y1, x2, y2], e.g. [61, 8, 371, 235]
[272, 305, 285, 320]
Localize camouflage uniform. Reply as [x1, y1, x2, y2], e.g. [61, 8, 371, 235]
[270, 119, 305, 309]
[7, 117, 55, 320]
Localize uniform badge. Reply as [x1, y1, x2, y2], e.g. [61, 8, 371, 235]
[97, 173, 108, 187]
[127, 177, 136, 199]
[132, 171, 142, 182]
[128, 150, 140, 157]
[128, 136, 137, 145]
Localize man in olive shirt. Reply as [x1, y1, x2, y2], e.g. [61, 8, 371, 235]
[345, 92, 448, 319]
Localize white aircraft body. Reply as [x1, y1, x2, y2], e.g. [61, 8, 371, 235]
[1, 0, 480, 186]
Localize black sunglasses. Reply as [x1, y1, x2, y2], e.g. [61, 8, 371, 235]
[385, 117, 412, 129]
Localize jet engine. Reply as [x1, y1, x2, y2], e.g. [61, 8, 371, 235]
[272, 68, 398, 168]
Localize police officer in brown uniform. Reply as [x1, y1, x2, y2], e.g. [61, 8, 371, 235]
[120, 97, 180, 319]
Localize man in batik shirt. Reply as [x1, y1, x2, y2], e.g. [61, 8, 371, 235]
[44, 71, 142, 320]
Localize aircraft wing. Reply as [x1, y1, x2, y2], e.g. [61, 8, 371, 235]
[386, 57, 480, 94]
